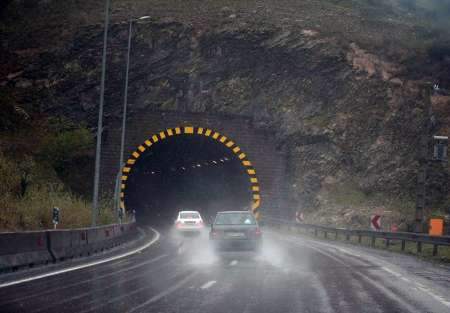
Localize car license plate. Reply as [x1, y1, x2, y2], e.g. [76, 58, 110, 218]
[226, 232, 245, 238]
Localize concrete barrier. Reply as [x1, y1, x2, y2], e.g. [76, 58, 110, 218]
[47, 230, 75, 261]
[70, 229, 88, 257]
[0, 231, 53, 272]
[0, 222, 138, 273]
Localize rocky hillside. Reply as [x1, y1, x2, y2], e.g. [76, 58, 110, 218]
[1, 0, 450, 227]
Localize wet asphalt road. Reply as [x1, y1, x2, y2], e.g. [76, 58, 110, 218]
[1, 227, 449, 313]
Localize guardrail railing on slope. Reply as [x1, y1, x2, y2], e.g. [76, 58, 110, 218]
[264, 217, 450, 257]
[0, 222, 138, 273]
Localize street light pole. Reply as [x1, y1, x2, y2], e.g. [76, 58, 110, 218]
[114, 16, 151, 222]
[92, 0, 111, 227]
[114, 19, 133, 221]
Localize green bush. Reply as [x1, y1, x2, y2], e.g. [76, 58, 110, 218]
[0, 115, 109, 231]
[40, 126, 93, 175]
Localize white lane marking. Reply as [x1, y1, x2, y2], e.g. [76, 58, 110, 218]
[272, 230, 450, 309]
[0, 227, 160, 289]
[230, 260, 238, 266]
[400, 277, 411, 283]
[127, 272, 197, 313]
[200, 280, 216, 290]
[3, 254, 168, 305]
[416, 286, 450, 307]
[382, 267, 402, 278]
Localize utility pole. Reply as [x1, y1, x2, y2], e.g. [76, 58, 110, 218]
[414, 84, 439, 232]
[92, 0, 111, 227]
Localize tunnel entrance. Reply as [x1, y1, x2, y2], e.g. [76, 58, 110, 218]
[122, 127, 260, 226]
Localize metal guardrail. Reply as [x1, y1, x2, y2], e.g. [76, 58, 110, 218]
[264, 217, 450, 257]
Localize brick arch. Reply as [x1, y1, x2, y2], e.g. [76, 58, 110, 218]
[120, 126, 261, 218]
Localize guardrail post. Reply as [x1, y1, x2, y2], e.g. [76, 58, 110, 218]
[358, 235, 362, 243]
[433, 244, 438, 256]
[385, 239, 390, 248]
[314, 229, 318, 237]
[401, 240, 406, 251]
[371, 236, 376, 247]
[417, 241, 422, 254]
[346, 234, 350, 241]
[324, 231, 328, 239]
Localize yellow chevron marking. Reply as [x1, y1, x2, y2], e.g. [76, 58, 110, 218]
[247, 169, 256, 175]
[252, 199, 261, 210]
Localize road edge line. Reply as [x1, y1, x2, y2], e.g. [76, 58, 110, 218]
[0, 227, 160, 289]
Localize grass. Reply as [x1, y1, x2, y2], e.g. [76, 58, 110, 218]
[0, 182, 117, 232]
[307, 179, 417, 229]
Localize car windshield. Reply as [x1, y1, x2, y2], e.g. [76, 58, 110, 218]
[214, 212, 256, 225]
[180, 212, 200, 219]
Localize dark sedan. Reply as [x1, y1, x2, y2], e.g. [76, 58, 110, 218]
[209, 211, 262, 251]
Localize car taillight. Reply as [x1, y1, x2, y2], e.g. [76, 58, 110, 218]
[198, 220, 204, 226]
[254, 228, 262, 236]
[175, 221, 182, 228]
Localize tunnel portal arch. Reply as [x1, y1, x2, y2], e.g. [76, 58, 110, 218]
[120, 126, 261, 218]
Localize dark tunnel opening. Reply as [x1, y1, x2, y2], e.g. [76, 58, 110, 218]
[124, 134, 252, 226]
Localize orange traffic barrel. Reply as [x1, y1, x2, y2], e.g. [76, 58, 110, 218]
[429, 218, 444, 236]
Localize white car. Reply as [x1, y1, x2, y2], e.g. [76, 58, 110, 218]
[175, 211, 205, 233]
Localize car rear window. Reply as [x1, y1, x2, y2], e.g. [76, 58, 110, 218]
[214, 212, 256, 225]
[180, 212, 200, 219]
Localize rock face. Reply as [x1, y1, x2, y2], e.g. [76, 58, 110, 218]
[1, 1, 449, 223]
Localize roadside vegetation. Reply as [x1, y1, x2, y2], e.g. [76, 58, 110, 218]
[0, 90, 115, 231]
